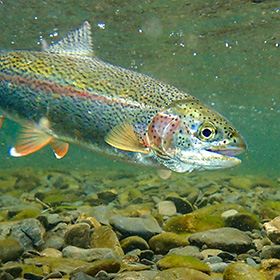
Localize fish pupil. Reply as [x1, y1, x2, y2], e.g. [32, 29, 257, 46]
[202, 128, 212, 138]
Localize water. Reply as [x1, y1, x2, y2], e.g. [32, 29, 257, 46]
[0, 0, 279, 179]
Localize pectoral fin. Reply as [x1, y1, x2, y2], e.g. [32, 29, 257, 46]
[50, 139, 69, 159]
[105, 122, 149, 154]
[9, 124, 53, 157]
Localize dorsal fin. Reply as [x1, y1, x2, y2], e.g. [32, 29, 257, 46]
[46, 21, 93, 56]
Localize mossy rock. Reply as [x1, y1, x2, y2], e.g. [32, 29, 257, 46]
[229, 176, 255, 190]
[165, 213, 225, 234]
[24, 257, 87, 275]
[71, 259, 121, 277]
[120, 236, 149, 253]
[153, 267, 213, 280]
[157, 255, 211, 274]
[21, 264, 44, 276]
[194, 204, 245, 216]
[224, 263, 266, 280]
[225, 212, 260, 231]
[11, 208, 41, 221]
[90, 226, 124, 257]
[149, 232, 189, 254]
[44, 192, 78, 205]
[0, 237, 24, 262]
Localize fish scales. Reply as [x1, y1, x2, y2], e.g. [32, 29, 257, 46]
[0, 22, 247, 174]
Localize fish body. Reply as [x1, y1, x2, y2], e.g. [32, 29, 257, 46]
[0, 22, 247, 173]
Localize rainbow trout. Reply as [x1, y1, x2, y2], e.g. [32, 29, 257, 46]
[0, 22, 247, 175]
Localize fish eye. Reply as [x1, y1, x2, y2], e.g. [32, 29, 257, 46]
[198, 122, 216, 140]
[202, 128, 212, 138]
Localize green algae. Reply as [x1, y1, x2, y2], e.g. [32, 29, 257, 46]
[165, 213, 225, 234]
[157, 254, 211, 274]
[11, 208, 41, 221]
[149, 232, 189, 254]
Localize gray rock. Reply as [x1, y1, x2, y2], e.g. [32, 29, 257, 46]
[157, 201, 176, 216]
[46, 213, 64, 228]
[260, 245, 280, 259]
[203, 256, 223, 264]
[64, 223, 91, 248]
[7, 219, 45, 250]
[40, 222, 69, 250]
[109, 215, 162, 240]
[0, 237, 24, 262]
[188, 227, 252, 253]
[168, 245, 202, 259]
[208, 262, 229, 273]
[70, 272, 97, 280]
[85, 205, 114, 225]
[1, 263, 23, 277]
[62, 246, 119, 262]
[114, 271, 150, 280]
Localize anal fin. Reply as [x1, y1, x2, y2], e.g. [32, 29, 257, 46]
[9, 124, 53, 157]
[50, 139, 69, 159]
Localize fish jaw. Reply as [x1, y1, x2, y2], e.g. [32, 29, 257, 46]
[157, 149, 242, 173]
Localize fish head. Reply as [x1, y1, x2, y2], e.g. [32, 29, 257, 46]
[146, 98, 247, 172]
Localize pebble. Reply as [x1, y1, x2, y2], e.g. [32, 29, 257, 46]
[120, 236, 149, 253]
[223, 262, 266, 280]
[0, 165, 279, 280]
[62, 246, 118, 262]
[0, 237, 24, 262]
[264, 217, 280, 244]
[156, 254, 211, 274]
[90, 226, 124, 257]
[109, 215, 162, 239]
[157, 200, 177, 216]
[149, 232, 189, 254]
[188, 227, 252, 253]
[225, 212, 260, 231]
[166, 196, 194, 214]
[153, 267, 213, 280]
[64, 223, 91, 248]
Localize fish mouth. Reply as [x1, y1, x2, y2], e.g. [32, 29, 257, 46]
[208, 146, 245, 157]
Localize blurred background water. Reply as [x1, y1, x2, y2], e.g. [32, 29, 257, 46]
[0, 0, 279, 179]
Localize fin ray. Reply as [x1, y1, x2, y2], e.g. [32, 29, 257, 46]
[105, 122, 149, 154]
[50, 139, 69, 159]
[9, 124, 53, 157]
[46, 21, 93, 56]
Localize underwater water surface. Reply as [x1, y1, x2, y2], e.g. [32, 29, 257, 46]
[0, 0, 279, 179]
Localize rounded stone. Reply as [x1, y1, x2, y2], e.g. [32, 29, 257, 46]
[166, 196, 194, 214]
[225, 213, 260, 231]
[109, 215, 162, 240]
[157, 201, 177, 216]
[188, 227, 252, 253]
[156, 255, 211, 274]
[64, 223, 91, 248]
[120, 236, 149, 253]
[153, 267, 213, 280]
[165, 213, 225, 234]
[77, 259, 121, 277]
[90, 226, 124, 257]
[223, 262, 266, 280]
[0, 237, 24, 262]
[149, 232, 189, 254]
[114, 271, 150, 280]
